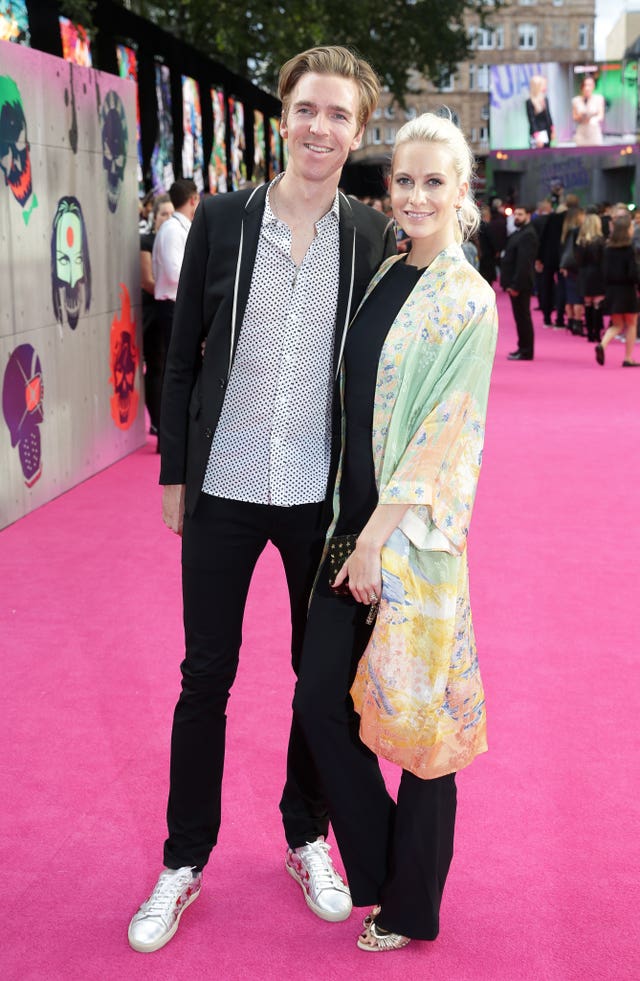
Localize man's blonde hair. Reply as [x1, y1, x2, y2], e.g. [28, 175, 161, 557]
[278, 46, 380, 130]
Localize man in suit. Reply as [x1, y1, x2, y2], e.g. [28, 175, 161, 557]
[128, 46, 395, 953]
[501, 204, 539, 360]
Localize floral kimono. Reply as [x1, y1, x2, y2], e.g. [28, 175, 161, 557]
[338, 246, 498, 780]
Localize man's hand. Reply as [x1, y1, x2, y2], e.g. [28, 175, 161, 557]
[162, 484, 186, 536]
[507, 288, 519, 297]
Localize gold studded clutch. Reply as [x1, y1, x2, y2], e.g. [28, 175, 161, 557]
[327, 534, 358, 596]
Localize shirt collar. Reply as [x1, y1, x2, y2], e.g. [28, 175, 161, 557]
[172, 211, 192, 232]
[264, 175, 340, 230]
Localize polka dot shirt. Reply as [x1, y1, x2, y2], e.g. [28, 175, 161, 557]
[202, 179, 340, 506]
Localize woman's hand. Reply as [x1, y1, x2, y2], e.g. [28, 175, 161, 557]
[333, 539, 381, 605]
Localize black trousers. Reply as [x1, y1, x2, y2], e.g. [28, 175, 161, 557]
[163, 494, 329, 870]
[142, 301, 167, 433]
[509, 290, 535, 357]
[293, 566, 457, 940]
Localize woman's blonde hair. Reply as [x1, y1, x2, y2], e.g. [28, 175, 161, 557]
[576, 212, 602, 246]
[529, 75, 547, 114]
[391, 111, 479, 243]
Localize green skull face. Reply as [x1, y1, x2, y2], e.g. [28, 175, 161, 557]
[56, 212, 84, 288]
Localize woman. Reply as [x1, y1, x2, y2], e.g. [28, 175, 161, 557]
[575, 211, 606, 342]
[294, 113, 497, 951]
[596, 215, 640, 366]
[140, 193, 173, 439]
[572, 75, 605, 146]
[526, 75, 554, 149]
[559, 206, 585, 334]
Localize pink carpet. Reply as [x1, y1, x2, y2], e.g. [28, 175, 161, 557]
[1, 291, 639, 980]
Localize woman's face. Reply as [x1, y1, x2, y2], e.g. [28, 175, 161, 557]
[391, 141, 467, 255]
[581, 77, 595, 98]
[154, 201, 174, 231]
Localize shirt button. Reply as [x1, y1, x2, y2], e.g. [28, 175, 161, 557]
[218, 377, 226, 389]
[204, 427, 213, 439]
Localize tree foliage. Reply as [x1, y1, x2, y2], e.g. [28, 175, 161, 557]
[120, 0, 501, 101]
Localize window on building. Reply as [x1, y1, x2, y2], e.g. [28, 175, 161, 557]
[518, 0, 536, 5]
[518, 23, 537, 49]
[369, 126, 382, 145]
[437, 72, 455, 92]
[495, 25, 505, 49]
[469, 63, 490, 92]
[385, 127, 396, 144]
[372, 108, 382, 120]
[405, 106, 417, 121]
[470, 127, 478, 142]
[384, 105, 396, 119]
[479, 126, 489, 146]
[578, 23, 589, 49]
[480, 102, 490, 121]
[553, 0, 564, 6]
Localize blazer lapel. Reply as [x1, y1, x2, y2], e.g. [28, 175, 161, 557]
[228, 183, 269, 372]
[333, 192, 356, 378]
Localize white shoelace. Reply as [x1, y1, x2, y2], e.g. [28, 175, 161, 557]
[144, 868, 195, 916]
[300, 841, 344, 892]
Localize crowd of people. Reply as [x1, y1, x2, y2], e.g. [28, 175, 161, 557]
[470, 195, 640, 366]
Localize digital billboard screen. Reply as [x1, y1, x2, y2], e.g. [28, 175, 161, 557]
[490, 61, 638, 151]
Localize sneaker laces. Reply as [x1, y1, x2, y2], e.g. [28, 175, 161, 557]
[144, 868, 195, 917]
[300, 840, 345, 892]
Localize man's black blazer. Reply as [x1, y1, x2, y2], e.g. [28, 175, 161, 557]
[159, 182, 396, 515]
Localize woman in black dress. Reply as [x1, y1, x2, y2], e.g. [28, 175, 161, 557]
[526, 75, 554, 149]
[596, 216, 640, 366]
[575, 212, 605, 342]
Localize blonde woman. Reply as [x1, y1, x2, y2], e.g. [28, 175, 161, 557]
[559, 206, 585, 334]
[596, 216, 640, 366]
[526, 75, 554, 148]
[294, 112, 497, 951]
[575, 212, 606, 342]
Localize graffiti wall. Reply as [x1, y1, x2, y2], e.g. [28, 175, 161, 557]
[0, 40, 143, 529]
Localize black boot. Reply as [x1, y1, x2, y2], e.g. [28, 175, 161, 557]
[574, 319, 586, 337]
[585, 306, 596, 342]
[593, 306, 604, 342]
[568, 318, 576, 334]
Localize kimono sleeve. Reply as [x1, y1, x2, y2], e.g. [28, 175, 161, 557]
[379, 298, 497, 554]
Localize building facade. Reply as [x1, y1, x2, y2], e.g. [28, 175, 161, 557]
[352, 0, 596, 167]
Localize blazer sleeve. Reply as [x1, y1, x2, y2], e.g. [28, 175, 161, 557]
[159, 202, 210, 486]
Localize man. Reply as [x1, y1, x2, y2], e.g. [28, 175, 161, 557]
[152, 178, 199, 352]
[128, 46, 395, 953]
[501, 204, 539, 361]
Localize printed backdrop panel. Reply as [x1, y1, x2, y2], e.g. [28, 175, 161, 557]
[0, 40, 143, 530]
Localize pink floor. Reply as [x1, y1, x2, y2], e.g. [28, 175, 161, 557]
[2, 291, 639, 980]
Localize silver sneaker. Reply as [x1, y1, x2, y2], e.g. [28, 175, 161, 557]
[128, 866, 202, 953]
[285, 836, 352, 922]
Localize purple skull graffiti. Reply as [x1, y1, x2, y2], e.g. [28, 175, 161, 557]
[2, 344, 44, 487]
[100, 90, 128, 213]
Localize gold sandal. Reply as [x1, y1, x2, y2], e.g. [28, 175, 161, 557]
[362, 905, 381, 928]
[357, 920, 410, 952]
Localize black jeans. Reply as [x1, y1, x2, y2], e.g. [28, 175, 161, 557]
[163, 494, 329, 870]
[509, 290, 534, 357]
[293, 564, 457, 940]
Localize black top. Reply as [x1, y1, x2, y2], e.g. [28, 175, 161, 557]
[603, 245, 640, 314]
[526, 98, 553, 142]
[575, 238, 605, 298]
[335, 259, 424, 536]
[140, 230, 155, 312]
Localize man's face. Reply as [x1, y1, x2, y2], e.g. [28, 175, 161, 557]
[514, 208, 529, 227]
[281, 73, 363, 184]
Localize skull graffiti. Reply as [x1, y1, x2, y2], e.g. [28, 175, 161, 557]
[100, 90, 128, 213]
[2, 344, 44, 487]
[109, 284, 139, 429]
[0, 74, 37, 224]
[51, 196, 91, 330]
